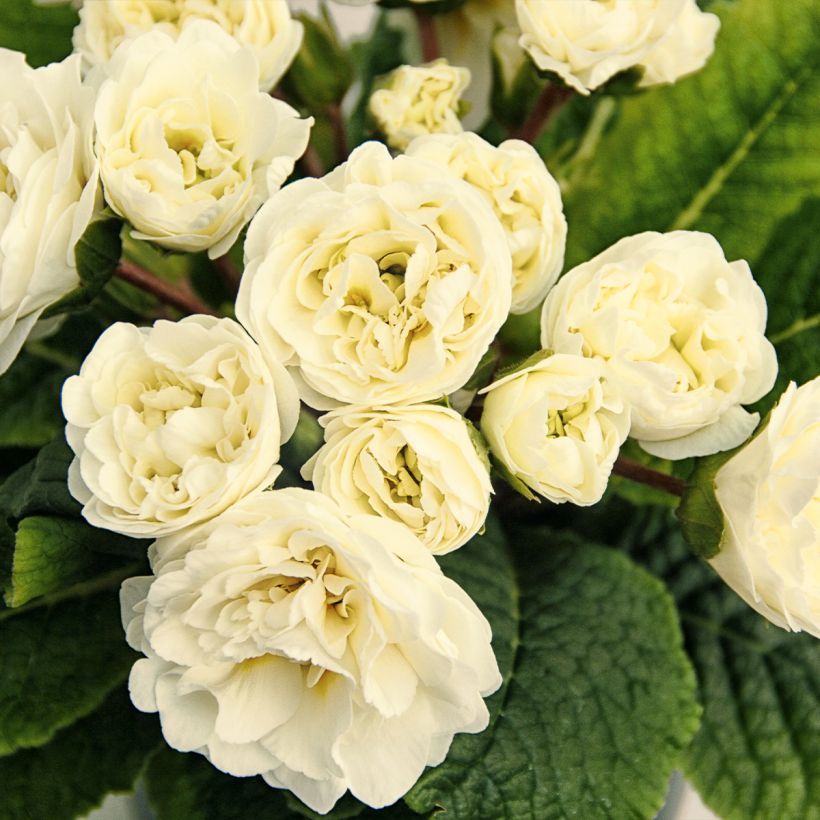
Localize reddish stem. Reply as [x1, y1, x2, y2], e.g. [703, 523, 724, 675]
[115, 262, 216, 317]
[326, 102, 348, 166]
[612, 456, 685, 497]
[299, 144, 324, 178]
[212, 254, 242, 295]
[414, 8, 439, 62]
[514, 83, 574, 144]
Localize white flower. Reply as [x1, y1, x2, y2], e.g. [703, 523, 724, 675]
[92, 21, 311, 258]
[303, 404, 492, 555]
[515, 0, 719, 95]
[638, 0, 720, 87]
[0, 51, 99, 376]
[368, 60, 470, 151]
[711, 378, 820, 638]
[480, 353, 629, 505]
[434, 0, 519, 131]
[407, 132, 566, 314]
[73, 0, 303, 92]
[62, 315, 300, 537]
[541, 231, 778, 460]
[122, 487, 501, 813]
[237, 141, 513, 409]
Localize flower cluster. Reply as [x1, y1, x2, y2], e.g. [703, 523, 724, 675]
[2, 0, 815, 816]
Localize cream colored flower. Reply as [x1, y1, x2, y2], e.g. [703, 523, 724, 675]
[0, 51, 99, 375]
[638, 0, 720, 87]
[62, 315, 300, 537]
[303, 404, 492, 555]
[123, 487, 501, 813]
[480, 353, 629, 505]
[237, 141, 512, 409]
[74, 0, 303, 91]
[369, 59, 470, 151]
[407, 132, 566, 314]
[541, 231, 778, 459]
[516, 0, 718, 95]
[711, 378, 820, 638]
[92, 22, 311, 258]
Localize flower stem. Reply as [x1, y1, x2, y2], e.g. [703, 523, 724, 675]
[299, 144, 325, 178]
[612, 456, 685, 497]
[326, 101, 348, 165]
[514, 83, 574, 145]
[414, 8, 440, 62]
[115, 261, 217, 317]
[212, 254, 242, 295]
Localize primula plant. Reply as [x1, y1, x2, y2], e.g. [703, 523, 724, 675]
[0, 1, 818, 819]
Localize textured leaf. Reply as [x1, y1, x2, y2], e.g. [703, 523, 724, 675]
[0, 352, 70, 449]
[3, 516, 131, 608]
[0, 588, 136, 756]
[0, 0, 78, 68]
[0, 686, 160, 820]
[0, 434, 78, 522]
[622, 509, 820, 820]
[749, 197, 820, 409]
[406, 523, 700, 819]
[563, 0, 820, 268]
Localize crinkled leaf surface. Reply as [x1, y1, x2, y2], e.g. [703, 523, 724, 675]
[563, 0, 820, 268]
[0, 686, 160, 820]
[622, 508, 820, 820]
[405, 519, 700, 819]
[749, 197, 820, 409]
[0, 587, 137, 756]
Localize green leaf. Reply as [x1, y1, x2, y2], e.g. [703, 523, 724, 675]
[0, 0, 78, 68]
[0, 587, 137, 756]
[563, 0, 820, 269]
[0, 686, 160, 820]
[42, 215, 124, 320]
[675, 450, 737, 560]
[0, 351, 70, 449]
[622, 510, 820, 820]
[406, 521, 700, 819]
[0, 435, 78, 521]
[750, 197, 820, 409]
[3, 516, 131, 608]
[347, 12, 407, 147]
[282, 11, 353, 107]
[145, 745, 310, 820]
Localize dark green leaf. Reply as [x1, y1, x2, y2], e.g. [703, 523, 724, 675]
[406, 522, 700, 819]
[0, 587, 136, 756]
[622, 510, 820, 820]
[0, 435, 78, 522]
[0, 686, 160, 820]
[0, 351, 70, 449]
[0, 0, 78, 68]
[42, 216, 124, 320]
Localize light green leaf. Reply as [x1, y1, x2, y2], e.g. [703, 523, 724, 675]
[564, 0, 820, 268]
[3, 516, 132, 608]
[0, 686, 160, 820]
[622, 509, 820, 820]
[0, 0, 78, 68]
[406, 521, 700, 819]
[0, 588, 137, 757]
